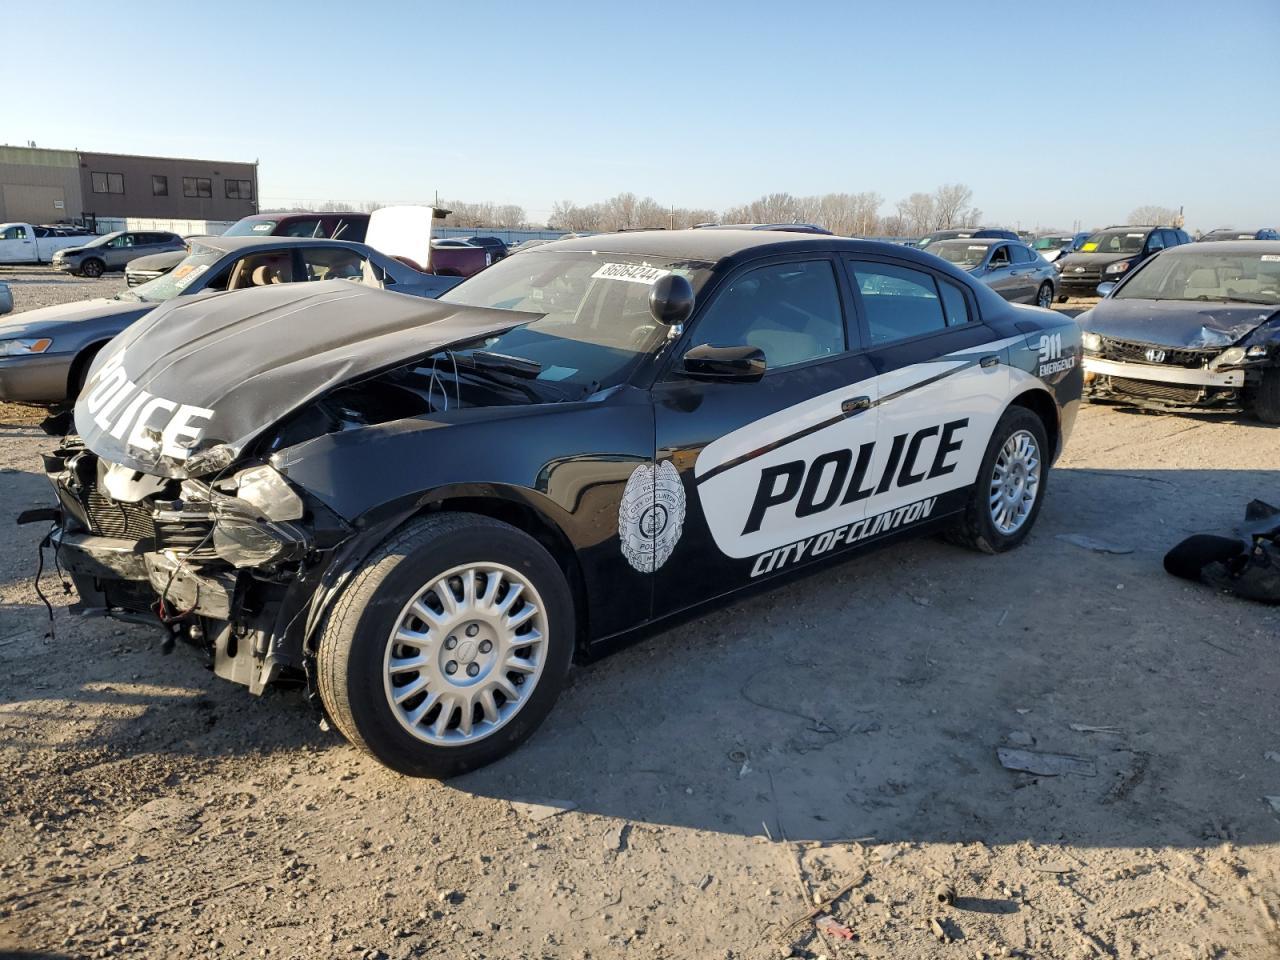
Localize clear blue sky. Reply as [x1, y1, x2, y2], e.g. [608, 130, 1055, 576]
[7, 0, 1278, 231]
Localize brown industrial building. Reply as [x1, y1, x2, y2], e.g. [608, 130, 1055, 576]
[0, 144, 258, 225]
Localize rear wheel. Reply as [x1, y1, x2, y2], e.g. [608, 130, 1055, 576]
[947, 406, 1048, 554]
[1036, 282, 1054, 308]
[316, 512, 575, 777]
[1251, 368, 1280, 424]
[79, 258, 105, 278]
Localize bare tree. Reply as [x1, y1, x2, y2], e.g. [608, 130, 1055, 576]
[1128, 205, 1179, 225]
[551, 200, 598, 232]
[896, 192, 936, 235]
[932, 183, 980, 229]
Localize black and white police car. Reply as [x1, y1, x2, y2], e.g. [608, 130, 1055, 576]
[39, 230, 1081, 776]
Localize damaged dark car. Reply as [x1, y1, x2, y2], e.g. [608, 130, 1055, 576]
[36, 231, 1080, 777]
[1080, 241, 1280, 421]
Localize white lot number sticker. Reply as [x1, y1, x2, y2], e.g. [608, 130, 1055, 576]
[172, 263, 209, 290]
[967, 245, 986, 250]
[591, 262, 671, 284]
[1262, 255, 1280, 262]
[1127, 233, 1145, 238]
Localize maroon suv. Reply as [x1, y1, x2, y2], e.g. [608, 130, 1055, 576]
[223, 212, 369, 242]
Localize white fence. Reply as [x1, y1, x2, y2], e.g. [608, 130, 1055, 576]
[89, 217, 238, 237]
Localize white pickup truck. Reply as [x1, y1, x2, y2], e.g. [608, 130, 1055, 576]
[0, 222, 95, 265]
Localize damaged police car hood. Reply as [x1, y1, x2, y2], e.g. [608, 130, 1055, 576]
[1082, 297, 1280, 349]
[74, 280, 534, 479]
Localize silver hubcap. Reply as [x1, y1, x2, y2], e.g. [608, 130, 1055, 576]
[383, 563, 547, 746]
[989, 429, 1041, 535]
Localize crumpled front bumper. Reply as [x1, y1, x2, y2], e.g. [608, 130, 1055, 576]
[41, 445, 317, 694]
[53, 528, 235, 621]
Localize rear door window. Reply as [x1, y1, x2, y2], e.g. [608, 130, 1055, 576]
[277, 218, 324, 238]
[847, 261, 950, 345]
[1010, 245, 1033, 264]
[298, 246, 367, 282]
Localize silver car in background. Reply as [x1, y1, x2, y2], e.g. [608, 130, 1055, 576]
[924, 238, 1059, 307]
[51, 230, 186, 278]
[0, 280, 12, 316]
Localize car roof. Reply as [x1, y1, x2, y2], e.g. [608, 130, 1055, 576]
[236, 211, 366, 221]
[931, 237, 1002, 247]
[194, 235, 369, 254]
[530, 228, 953, 266]
[1162, 239, 1280, 255]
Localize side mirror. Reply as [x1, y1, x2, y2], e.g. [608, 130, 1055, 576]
[681, 343, 766, 382]
[1096, 281, 1116, 297]
[649, 274, 695, 325]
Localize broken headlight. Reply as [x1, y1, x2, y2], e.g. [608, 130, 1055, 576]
[212, 517, 296, 568]
[1210, 346, 1247, 369]
[232, 465, 304, 521]
[1081, 332, 1101, 352]
[1245, 345, 1270, 359]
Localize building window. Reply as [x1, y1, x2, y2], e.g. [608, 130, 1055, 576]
[91, 172, 124, 194]
[225, 179, 254, 200]
[152, 175, 168, 197]
[183, 177, 212, 198]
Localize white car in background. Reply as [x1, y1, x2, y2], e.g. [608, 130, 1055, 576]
[0, 222, 95, 264]
[0, 280, 12, 315]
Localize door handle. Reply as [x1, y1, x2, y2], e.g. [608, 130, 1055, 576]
[841, 396, 872, 416]
[979, 355, 1000, 368]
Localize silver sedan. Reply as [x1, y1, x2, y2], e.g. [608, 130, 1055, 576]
[923, 238, 1059, 308]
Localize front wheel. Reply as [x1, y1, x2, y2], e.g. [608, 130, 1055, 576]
[946, 406, 1049, 554]
[1036, 282, 1054, 309]
[316, 512, 575, 777]
[79, 258, 105, 278]
[1251, 368, 1280, 424]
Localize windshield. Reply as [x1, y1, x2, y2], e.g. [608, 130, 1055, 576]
[928, 241, 990, 268]
[128, 244, 224, 303]
[1114, 252, 1280, 304]
[439, 250, 714, 391]
[1033, 236, 1074, 250]
[1080, 230, 1148, 255]
[223, 218, 279, 237]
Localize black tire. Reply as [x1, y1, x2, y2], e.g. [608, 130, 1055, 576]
[69, 344, 105, 400]
[1251, 368, 1280, 424]
[316, 512, 575, 777]
[1056, 293, 1069, 304]
[80, 258, 105, 278]
[1036, 282, 1054, 309]
[946, 406, 1049, 554]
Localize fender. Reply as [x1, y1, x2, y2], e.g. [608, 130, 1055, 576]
[296, 481, 589, 658]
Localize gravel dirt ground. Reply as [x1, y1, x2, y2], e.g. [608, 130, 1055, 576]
[1, 268, 1278, 960]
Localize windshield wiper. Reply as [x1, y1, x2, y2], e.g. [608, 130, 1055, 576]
[1190, 295, 1278, 305]
[463, 350, 542, 379]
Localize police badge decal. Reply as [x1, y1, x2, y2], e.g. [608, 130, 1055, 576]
[619, 461, 686, 573]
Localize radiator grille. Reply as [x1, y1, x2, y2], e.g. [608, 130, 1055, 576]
[85, 488, 156, 540]
[1100, 338, 1216, 369]
[1109, 377, 1206, 404]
